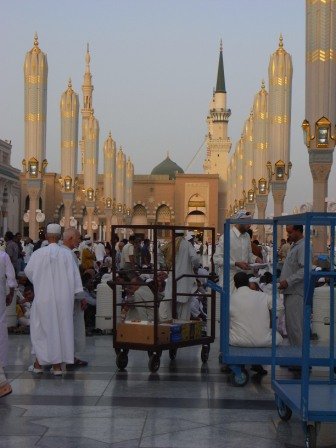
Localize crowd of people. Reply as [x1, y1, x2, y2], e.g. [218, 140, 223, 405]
[0, 209, 330, 397]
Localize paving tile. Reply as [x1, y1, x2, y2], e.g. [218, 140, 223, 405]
[30, 416, 146, 444]
[0, 416, 47, 436]
[0, 436, 41, 448]
[142, 417, 207, 437]
[21, 405, 146, 418]
[37, 436, 116, 447]
[9, 378, 110, 396]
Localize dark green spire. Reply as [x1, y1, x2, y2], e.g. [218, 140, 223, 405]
[215, 39, 226, 93]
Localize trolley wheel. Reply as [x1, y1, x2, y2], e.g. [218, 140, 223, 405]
[169, 348, 177, 360]
[201, 345, 210, 363]
[305, 424, 317, 448]
[115, 348, 129, 356]
[277, 399, 292, 421]
[116, 351, 128, 370]
[230, 368, 249, 387]
[148, 354, 161, 373]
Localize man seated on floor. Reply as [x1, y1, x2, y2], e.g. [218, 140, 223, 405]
[229, 272, 283, 376]
[230, 272, 283, 348]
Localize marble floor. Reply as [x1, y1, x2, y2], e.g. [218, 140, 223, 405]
[1, 334, 336, 448]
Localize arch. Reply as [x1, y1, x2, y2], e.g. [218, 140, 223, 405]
[156, 204, 171, 238]
[188, 193, 206, 208]
[132, 204, 148, 225]
[186, 210, 206, 227]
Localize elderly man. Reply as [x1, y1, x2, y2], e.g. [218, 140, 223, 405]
[159, 229, 200, 321]
[279, 225, 306, 348]
[213, 210, 263, 293]
[25, 224, 83, 375]
[62, 228, 88, 367]
[0, 251, 17, 397]
[126, 277, 155, 321]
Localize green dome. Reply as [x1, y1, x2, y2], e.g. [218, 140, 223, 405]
[151, 155, 184, 179]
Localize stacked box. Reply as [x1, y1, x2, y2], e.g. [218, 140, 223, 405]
[116, 322, 170, 344]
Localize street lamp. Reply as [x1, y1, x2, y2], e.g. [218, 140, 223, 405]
[22, 157, 48, 178]
[247, 189, 255, 203]
[302, 116, 336, 149]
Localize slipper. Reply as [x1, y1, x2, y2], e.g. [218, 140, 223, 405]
[74, 358, 88, 367]
[28, 364, 43, 374]
[50, 368, 63, 376]
[0, 383, 12, 398]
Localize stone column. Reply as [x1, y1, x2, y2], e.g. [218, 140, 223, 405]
[27, 180, 41, 240]
[62, 193, 74, 229]
[271, 182, 287, 245]
[255, 194, 267, 242]
[309, 156, 332, 254]
[86, 203, 95, 238]
[105, 208, 112, 243]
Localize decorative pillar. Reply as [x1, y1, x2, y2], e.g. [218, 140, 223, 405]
[60, 78, 79, 227]
[23, 33, 48, 239]
[103, 132, 116, 242]
[303, 0, 336, 254]
[267, 35, 293, 228]
[242, 112, 256, 215]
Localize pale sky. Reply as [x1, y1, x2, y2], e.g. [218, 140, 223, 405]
[1, 0, 334, 214]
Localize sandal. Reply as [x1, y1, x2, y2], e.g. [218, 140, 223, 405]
[74, 358, 88, 367]
[0, 383, 12, 398]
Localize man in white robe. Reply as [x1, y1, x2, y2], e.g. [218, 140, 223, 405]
[25, 224, 83, 375]
[159, 230, 200, 321]
[0, 251, 17, 397]
[62, 228, 88, 367]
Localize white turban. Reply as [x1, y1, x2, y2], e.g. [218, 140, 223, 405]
[234, 210, 252, 220]
[46, 223, 61, 235]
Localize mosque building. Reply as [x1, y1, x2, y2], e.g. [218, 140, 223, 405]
[19, 35, 227, 239]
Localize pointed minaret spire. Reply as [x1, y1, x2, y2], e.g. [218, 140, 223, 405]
[85, 43, 90, 73]
[216, 39, 226, 93]
[34, 32, 39, 47]
[279, 33, 283, 48]
[68, 77, 72, 89]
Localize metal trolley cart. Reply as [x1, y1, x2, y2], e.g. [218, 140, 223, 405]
[271, 212, 336, 448]
[208, 216, 278, 387]
[111, 224, 217, 373]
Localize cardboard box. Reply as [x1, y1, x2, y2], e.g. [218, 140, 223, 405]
[116, 322, 170, 344]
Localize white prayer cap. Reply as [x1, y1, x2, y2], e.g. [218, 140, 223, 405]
[315, 267, 322, 271]
[249, 276, 259, 283]
[175, 229, 185, 235]
[101, 273, 113, 283]
[186, 231, 195, 241]
[234, 210, 252, 219]
[140, 273, 152, 281]
[46, 223, 61, 235]
[84, 234, 91, 240]
[317, 277, 325, 283]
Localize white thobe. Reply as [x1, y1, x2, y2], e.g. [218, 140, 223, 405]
[159, 239, 200, 320]
[25, 243, 83, 365]
[127, 285, 155, 321]
[229, 286, 283, 347]
[62, 246, 86, 355]
[213, 227, 257, 293]
[0, 252, 17, 366]
[94, 243, 106, 263]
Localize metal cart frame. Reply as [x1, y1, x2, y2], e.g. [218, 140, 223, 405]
[111, 224, 217, 372]
[271, 212, 336, 448]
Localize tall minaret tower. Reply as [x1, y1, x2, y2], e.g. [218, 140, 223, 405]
[103, 131, 116, 242]
[303, 0, 336, 254]
[203, 41, 231, 232]
[23, 33, 48, 239]
[60, 78, 79, 228]
[80, 44, 94, 173]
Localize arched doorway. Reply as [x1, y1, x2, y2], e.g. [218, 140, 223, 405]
[132, 204, 148, 225]
[156, 204, 171, 238]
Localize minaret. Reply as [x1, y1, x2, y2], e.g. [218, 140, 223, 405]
[80, 44, 94, 173]
[23, 33, 48, 239]
[103, 132, 116, 242]
[267, 35, 293, 227]
[203, 41, 231, 232]
[60, 78, 79, 228]
[252, 80, 269, 234]
[303, 0, 336, 254]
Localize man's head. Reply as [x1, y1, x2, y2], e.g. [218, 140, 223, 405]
[234, 210, 252, 234]
[280, 238, 286, 246]
[118, 241, 124, 251]
[4, 231, 14, 242]
[46, 223, 62, 243]
[286, 225, 304, 243]
[15, 232, 22, 242]
[128, 235, 135, 244]
[23, 284, 34, 302]
[143, 238, 150, 247]
[233, 271, 250, 289]
[63, 228, 81, 249]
